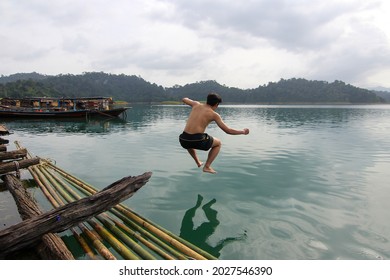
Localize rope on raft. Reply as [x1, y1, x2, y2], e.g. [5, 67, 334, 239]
[14, 141, 217, 260]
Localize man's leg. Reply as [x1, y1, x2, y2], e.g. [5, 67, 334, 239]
[187, 148, 203, 167]
[203, 138, 221, 174]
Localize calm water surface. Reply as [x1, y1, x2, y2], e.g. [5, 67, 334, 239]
[1, 105, 390, 259]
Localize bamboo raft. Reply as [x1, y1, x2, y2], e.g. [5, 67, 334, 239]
[0, 138, 217, 260]
[0, 124, 9, 144]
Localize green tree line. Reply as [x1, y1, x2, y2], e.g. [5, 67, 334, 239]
[0, 72, 386, 103]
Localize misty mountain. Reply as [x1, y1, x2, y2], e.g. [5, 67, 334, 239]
[0, 72, 386, 104]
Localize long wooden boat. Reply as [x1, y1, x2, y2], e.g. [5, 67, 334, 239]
[0, 106, 128, 118]
[0, 97, 129, 118]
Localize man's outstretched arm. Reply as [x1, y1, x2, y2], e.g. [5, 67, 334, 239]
[214, 113, 250, 135]
[182, 97, 200, 107]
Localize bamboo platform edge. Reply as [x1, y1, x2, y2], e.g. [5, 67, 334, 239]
[6, 141, 217, 260]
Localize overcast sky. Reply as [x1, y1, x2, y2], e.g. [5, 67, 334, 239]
[1, 0, 390, 89]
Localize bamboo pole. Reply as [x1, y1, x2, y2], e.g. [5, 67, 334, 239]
[15, 142, 215, 260]
[70, 228, 98, 260]
[0, 172, 150, 257]
[42, 161, 191, 259]
[115, 206, 209, 260]
[40, 165, 154, 260]
[53, 172, 185, 259]
[31, 165, 64, 206]
[87, 219, 140, 260]
[28, 165, 60, 208]
[96, 215, 155, 260]
[28, 164, 111, 259]
[59, 166, 179, 260]
[33, 164, 140, 260]
[14, 142, 117, 260]
[78, 224, 116, 260]
[26, 165, 118, 260]
[49, 172, 174, 260]
[128, 207, 218, 259]
[110, 218, 175, 260]
[111, 209, 188, 260]
[16, 154, 114, 260]
[42, 159, 214, 260]
[19, 160, 116, 259]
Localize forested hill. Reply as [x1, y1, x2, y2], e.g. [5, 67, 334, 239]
[0, 72, 386, 104]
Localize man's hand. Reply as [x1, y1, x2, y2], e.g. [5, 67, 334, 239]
[243, 128, 250, 135]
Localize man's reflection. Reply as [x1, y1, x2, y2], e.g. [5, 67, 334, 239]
[180, 194, 246, 258]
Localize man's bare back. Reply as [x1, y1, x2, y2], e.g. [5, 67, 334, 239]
[179, 93, 249, 174]
[183, 99, 217, 134]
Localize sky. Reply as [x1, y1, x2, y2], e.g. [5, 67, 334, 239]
[1, 0, 390, 90]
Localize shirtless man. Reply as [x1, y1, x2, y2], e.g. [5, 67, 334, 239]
[179, 92, 249, 174]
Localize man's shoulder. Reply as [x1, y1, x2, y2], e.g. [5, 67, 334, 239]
[204, 108, 220, 121]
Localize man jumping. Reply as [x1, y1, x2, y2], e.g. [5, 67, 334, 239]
[179, 92, 249, 174]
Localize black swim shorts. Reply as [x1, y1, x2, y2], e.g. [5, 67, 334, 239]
[179, 131, 214, 151]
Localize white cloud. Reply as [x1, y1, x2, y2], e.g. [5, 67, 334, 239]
[1, 0, 390, 89]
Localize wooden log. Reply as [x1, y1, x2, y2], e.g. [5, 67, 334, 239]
[0, 157, 40, 175]
[3, 174, 74, 260]
[0, 124, 9, 135]
[0, 145, 7, 152]
[0, 171, 152, 258]
[0, 148, 27, 161]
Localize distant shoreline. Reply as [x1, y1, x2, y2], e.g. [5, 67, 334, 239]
[129, 101, 390, 105]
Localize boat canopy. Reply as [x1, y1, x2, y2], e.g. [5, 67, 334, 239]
[0, 97, 114, 111]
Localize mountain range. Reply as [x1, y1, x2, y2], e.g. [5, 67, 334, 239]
[1, 72, 389, 103]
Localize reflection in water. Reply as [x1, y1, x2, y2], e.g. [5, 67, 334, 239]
[180, 194, 246, 258]
[4, 118, 128, 134]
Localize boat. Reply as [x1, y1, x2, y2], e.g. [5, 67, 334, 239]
[0, 97, 129, 118]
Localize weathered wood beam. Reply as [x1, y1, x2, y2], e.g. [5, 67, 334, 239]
[0, 148, 27, 161]
[3, 174, 74, 259]
[0, 171, 152, 258]
[0, 124, 9, 135]
[0, 157, 40, 175]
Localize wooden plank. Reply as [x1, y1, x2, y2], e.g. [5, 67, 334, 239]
[0, 124, 9, 135]
[0, 158, 40, 175]
[0, 149, 27, 161]
[0, 171, 152, 258]
[3, 174, 74, 259]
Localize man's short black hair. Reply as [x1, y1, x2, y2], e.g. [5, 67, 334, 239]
[207, 92, 222, 106]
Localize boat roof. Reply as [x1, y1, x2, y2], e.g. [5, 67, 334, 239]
[1, 96, 113, 101]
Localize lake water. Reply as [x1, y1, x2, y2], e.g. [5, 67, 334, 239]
[1, 104, 390, 260]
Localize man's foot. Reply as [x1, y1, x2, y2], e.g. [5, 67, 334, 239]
[197, 161, 204, 168]
[203, 166, 217, 174]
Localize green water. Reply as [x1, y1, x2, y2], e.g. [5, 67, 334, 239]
[1, 104, 390, 259]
